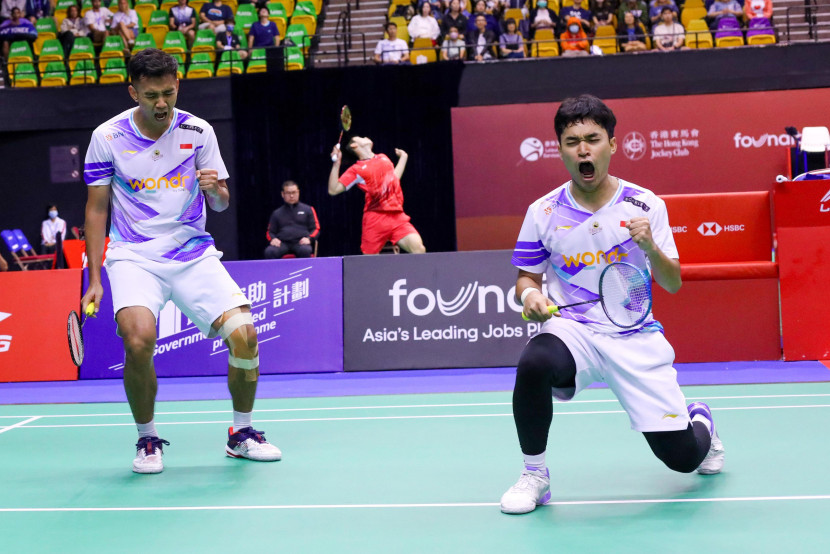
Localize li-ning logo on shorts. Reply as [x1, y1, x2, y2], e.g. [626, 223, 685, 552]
[179, 123, 204, 134]
[623, 196, 651, 212]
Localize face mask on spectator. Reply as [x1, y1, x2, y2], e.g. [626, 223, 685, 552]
[49, 210, 58, 219]
[538, 1, 547, 7]
[450, 31, 459, 39]
[569, 24, 579, 33]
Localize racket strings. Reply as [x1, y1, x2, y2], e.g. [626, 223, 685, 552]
[68, 313, 84, 365]
[600, 264, 651, 327]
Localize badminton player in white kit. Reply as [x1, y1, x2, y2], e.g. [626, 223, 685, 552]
[500, 95, 724, 514]
[81, 49, 281, 474]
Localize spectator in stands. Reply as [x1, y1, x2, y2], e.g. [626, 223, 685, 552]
[744, 0, 772, 20]
[441, 0, 467, 39]
[423, 0, 444, 24]
[707, 0, 743, 30]
[84, 0, 113, 45]
[468, 13, 496, 60]
[0, 6, 36, 59]
[111, 0, 139, 49]
[0, 0, 26, 24]
[216, 24, 248, 59]
[559, 0, 594, 34]
[0, 250, 7, 272]
[499, 17, 525, 58]
[528, 0, 557, 39]
[373, 21, 409, 64]
[649, 0, 677, 26]
[617, 0, 648, 30]
[264, 181, 320, 259]
[560, 15, 590, 55]
[440, 23, 466, 59]
[59, 4, 88, 56]
[591, 0, 616, 29]
[41, 203, 67, 255]
[24, 0, 50, 24]
[408, 2, 441, 43]
[653, 6, 684, 50]
[248, 5, 280, 49]
[169, 0, 197, 47]
[617, 10, 647, 50]
[467, 0, 499, 35]
[199, 0, 234, 34]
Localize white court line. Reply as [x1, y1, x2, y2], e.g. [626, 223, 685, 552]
[14, 404, 830, 429]
[2, 494, 830, 513]
[2, 392, 830, 420]
[0, 416, 41, 435]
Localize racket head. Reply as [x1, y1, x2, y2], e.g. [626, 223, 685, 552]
[598, 262, 652, 328]
[340, 105, 352, 132]
[67, 310, 85, 367]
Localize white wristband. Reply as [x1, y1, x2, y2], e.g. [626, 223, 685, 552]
[520, 287, 541, 305]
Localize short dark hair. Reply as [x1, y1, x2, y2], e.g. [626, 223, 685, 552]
[259, 5, 269, 13]
[129, 49, 179, 83]
[386, 21, 397, 30]
[281, 180, 299, 190]
[661, 6, 673, 13]
[554, 95, 617, 142]
[505, 17, 516, 27]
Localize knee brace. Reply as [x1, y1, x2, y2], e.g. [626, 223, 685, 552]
[218, 312, 259, 382]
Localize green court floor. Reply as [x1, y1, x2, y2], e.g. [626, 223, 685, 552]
[2, 382, 830, 553]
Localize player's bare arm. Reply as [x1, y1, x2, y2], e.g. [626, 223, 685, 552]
[516, 269, 558, 322]
[81, 185, 110, 315]
[328, 146, 346, 195]
[626, 216, 682, 293]
[197, 169, 229, 212]
[394, 148, 408, 180]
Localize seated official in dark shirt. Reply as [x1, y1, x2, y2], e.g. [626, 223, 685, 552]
[264, 180, 320, 259]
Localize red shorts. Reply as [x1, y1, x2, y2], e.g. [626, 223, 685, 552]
[361, 211, 418, 254]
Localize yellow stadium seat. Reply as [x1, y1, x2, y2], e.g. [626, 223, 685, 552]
[686, 19, 713, 48]
[533, 28, 559, 57]
[681, 6, 707, 28]
[747, 30, 776, 45]
[593, 24, 618, 54]
[411, 37, 436, 64]
[388, 16, 409, 43]
[503, 8, 525, 25]
[291, 14, 316, 36]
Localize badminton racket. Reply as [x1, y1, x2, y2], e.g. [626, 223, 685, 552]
[522, 262, 652, 329]
[330, 105, 352, 162]
[67, 303, 95, 367]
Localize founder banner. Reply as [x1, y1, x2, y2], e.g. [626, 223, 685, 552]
[343, 251, 534, 371]
[80, 258, 343, 378]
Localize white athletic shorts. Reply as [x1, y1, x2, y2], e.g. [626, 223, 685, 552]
[539, 317, 691, 432]
[105, 252, 249, 338]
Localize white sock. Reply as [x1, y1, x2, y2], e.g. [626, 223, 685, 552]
[233, 411, 253, 433]
[523, 452, 546, 473]
[136, 420, 158, 439]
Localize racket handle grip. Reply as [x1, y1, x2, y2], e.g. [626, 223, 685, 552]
[521, 305, 559, 321]
[331, 144, 341, 163]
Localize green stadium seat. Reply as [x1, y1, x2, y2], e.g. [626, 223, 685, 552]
[170, 52, 185, 78]
[160, 0, 177, 11]
[285, 45, 303, 70]
[236, 4, 257, 19]
[216, 49, 244, 76]
[162, 30, 187, 55]
[35, 17, 58, 39]
[37, 39, 64, 72]
[186, 52, 214, 78]
[100, 57, 128, 84]
[8, 41, 34, 65]
[132, 32, 157, 53]
[192, 28, 217, 61]
[11, 63, 38, 87]
[266, 3, 287, 37]
[293, 0, 315, 18]
[290, 13, 316, 36]
[246, 48, 267, 73]
[100, 35, 127, 60]
[235, 12, 257, 32]
[271, 0, 294, 17]
[68, 36, 95, 70]
[70, 59, 98, 85]
[54, 0, 76, 27]
[284, 23, 310, 51]
[146, 9, 170, 47]
[41, 61, 69, 87]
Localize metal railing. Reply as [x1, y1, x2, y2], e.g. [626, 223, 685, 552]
[786, 0, 825, 42]
[334, 3, 353, 65]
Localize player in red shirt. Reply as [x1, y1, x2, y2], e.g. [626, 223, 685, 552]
[328, 136, 426, 254]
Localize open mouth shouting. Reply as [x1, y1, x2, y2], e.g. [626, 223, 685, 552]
[154, 111, 168, 123]
[578, 161, 596, 181]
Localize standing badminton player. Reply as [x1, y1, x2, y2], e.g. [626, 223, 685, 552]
[81, 49, 281, 474]
[500, 95, 724, 514]
[328, 137, 426, 254]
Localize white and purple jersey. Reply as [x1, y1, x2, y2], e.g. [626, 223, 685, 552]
[84, 108, 229, 263]
[511, 179, 678, 335]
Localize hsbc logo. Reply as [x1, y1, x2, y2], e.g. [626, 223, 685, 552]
[0, 311, 11, 353]
[697, 222, 746, 236]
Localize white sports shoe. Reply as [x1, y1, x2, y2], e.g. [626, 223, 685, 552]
[500, 468, 551, 514]
[225, 427, 282, 461]
[133, 437, 170, 474]
[688, 402, 725, 475]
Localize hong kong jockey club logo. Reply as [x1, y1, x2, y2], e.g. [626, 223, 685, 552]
[622, 132, 647, 161]
[519, 137, 545, 162]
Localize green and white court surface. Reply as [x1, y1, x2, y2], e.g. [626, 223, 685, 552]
[1, 382, 829, 553]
